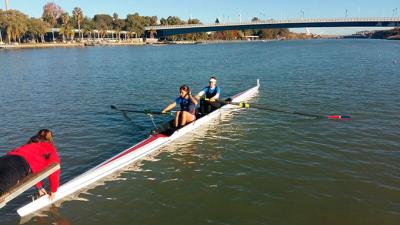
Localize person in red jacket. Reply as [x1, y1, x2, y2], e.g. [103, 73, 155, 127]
[0, 129, 60, 200]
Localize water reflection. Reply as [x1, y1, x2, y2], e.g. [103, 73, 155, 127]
[20, 205, 69, 225]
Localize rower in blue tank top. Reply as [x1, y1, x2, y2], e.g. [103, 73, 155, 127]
[195, 76, 221, 115]
[162, 85, 197, 128]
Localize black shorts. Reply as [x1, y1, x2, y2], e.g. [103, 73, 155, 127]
[0, 155, 31, 196]
[200, 99, 221, 115]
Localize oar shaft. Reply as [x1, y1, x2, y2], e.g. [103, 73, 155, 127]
[112, 107, 151, 114]
[206, 99, 349, 120]
[111, 105, 174, 115]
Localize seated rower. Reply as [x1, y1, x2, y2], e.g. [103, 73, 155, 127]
[0, 129, 60, 201]
[195, 76, 221, 115]
[162, 85, 197, 128]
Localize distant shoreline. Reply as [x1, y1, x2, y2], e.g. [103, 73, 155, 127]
[0, 38, 323, 50]
[2, 37, 396, 50]
[0, 41, 147, 50]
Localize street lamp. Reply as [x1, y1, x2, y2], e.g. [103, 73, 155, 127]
[392, 8, 398, 17]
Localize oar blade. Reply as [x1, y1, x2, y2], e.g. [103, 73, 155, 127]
[327, 115, 352, 120]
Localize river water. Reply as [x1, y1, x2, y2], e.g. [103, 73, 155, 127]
[0, 40, 399, 225]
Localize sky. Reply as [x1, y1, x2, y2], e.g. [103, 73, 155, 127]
[2, 0, 400, 35]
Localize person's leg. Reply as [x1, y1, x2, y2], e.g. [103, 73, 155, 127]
[210, 101, 221, 111]
[180, 112, 188, 127]
[181, 112, 195, 126]
[174, 111, 181, 127]
[207, 103, 212, 113]
[199, 99, 206, 115]
[187, 113, 196, 123]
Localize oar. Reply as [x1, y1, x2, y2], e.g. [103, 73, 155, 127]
[111, 105, 175, 115]
[205, 99, 351, 120]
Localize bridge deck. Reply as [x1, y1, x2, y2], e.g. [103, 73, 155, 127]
[145, 17, 400, 37]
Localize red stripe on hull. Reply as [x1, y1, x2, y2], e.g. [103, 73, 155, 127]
[98, 134, 167, 168]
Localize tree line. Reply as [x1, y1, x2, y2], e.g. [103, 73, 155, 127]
[0, 2, 297, 43]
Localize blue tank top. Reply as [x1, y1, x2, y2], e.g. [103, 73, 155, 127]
[175, 97, 196, 115]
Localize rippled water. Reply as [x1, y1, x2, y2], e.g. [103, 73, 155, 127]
[0, 40, 399, 225]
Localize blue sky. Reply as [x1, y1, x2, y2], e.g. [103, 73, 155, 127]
[3, 0, 400, 34]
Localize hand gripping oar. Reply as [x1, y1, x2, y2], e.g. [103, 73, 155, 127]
[205, 99, 351, 120]
[111, 105, 175, 116]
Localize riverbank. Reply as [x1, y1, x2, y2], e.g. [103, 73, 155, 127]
[342, 28, 400, 40]
[0, 41, 147, 50]
[0, 36, 370, 50]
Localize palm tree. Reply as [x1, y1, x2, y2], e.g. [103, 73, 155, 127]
[4, 10, 29, 43]
[81, 17, 95, 40]
[59, 12, 71, 42]
[112, 13, 121, 40]
[72, 7, 83, 40]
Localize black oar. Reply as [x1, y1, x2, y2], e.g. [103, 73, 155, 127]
[111, 105, 175, 115]
[206, 98, 351, 120]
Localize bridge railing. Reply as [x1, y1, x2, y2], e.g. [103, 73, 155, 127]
[145, 17, 400, 30]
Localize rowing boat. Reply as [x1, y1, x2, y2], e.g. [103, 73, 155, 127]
[17, 79, 260, 217]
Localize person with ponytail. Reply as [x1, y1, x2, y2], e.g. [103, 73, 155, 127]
[0, 129, 60, 200]
[162, 85, 198, 128]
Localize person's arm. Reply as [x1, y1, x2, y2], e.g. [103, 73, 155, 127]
[48, 169, 60, 201]
[188, 94, 198, 105]
[47, 147, 61, 200]
[48, 170, 60, 193]
[210, 87, 221, 101]
[162, 102, 177, 113]
[195, 88, 206, 100]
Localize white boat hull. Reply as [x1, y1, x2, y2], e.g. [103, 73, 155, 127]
[17, 79, 260, 217]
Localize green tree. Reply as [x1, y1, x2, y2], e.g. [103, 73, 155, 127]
[160, 18, 167, 25]
[27, 18, 49, 42]
[0, 9, 5, 43]
[148, 16, 158, 26]
[259, 28, 290, 39]
[72, 7, 83, 40]
[143, 16, 157, 38]
[4, 10, 29, 43]
[112, 13, 123, 40]
[125, 13, 150, 38]
[59, 12, 73, 42]
[159, 16, 185, 41]
[94, 14, 113, 38]
[185, 18, 206, 40]
[81, 16, 96, 39]
[166, 16, 184, 25]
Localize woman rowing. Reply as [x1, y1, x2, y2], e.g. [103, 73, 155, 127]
[162, 85, 198, 128]
[0, 129, 60, 200]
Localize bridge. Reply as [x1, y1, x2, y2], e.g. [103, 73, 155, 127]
[145, 17, 400, 38]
